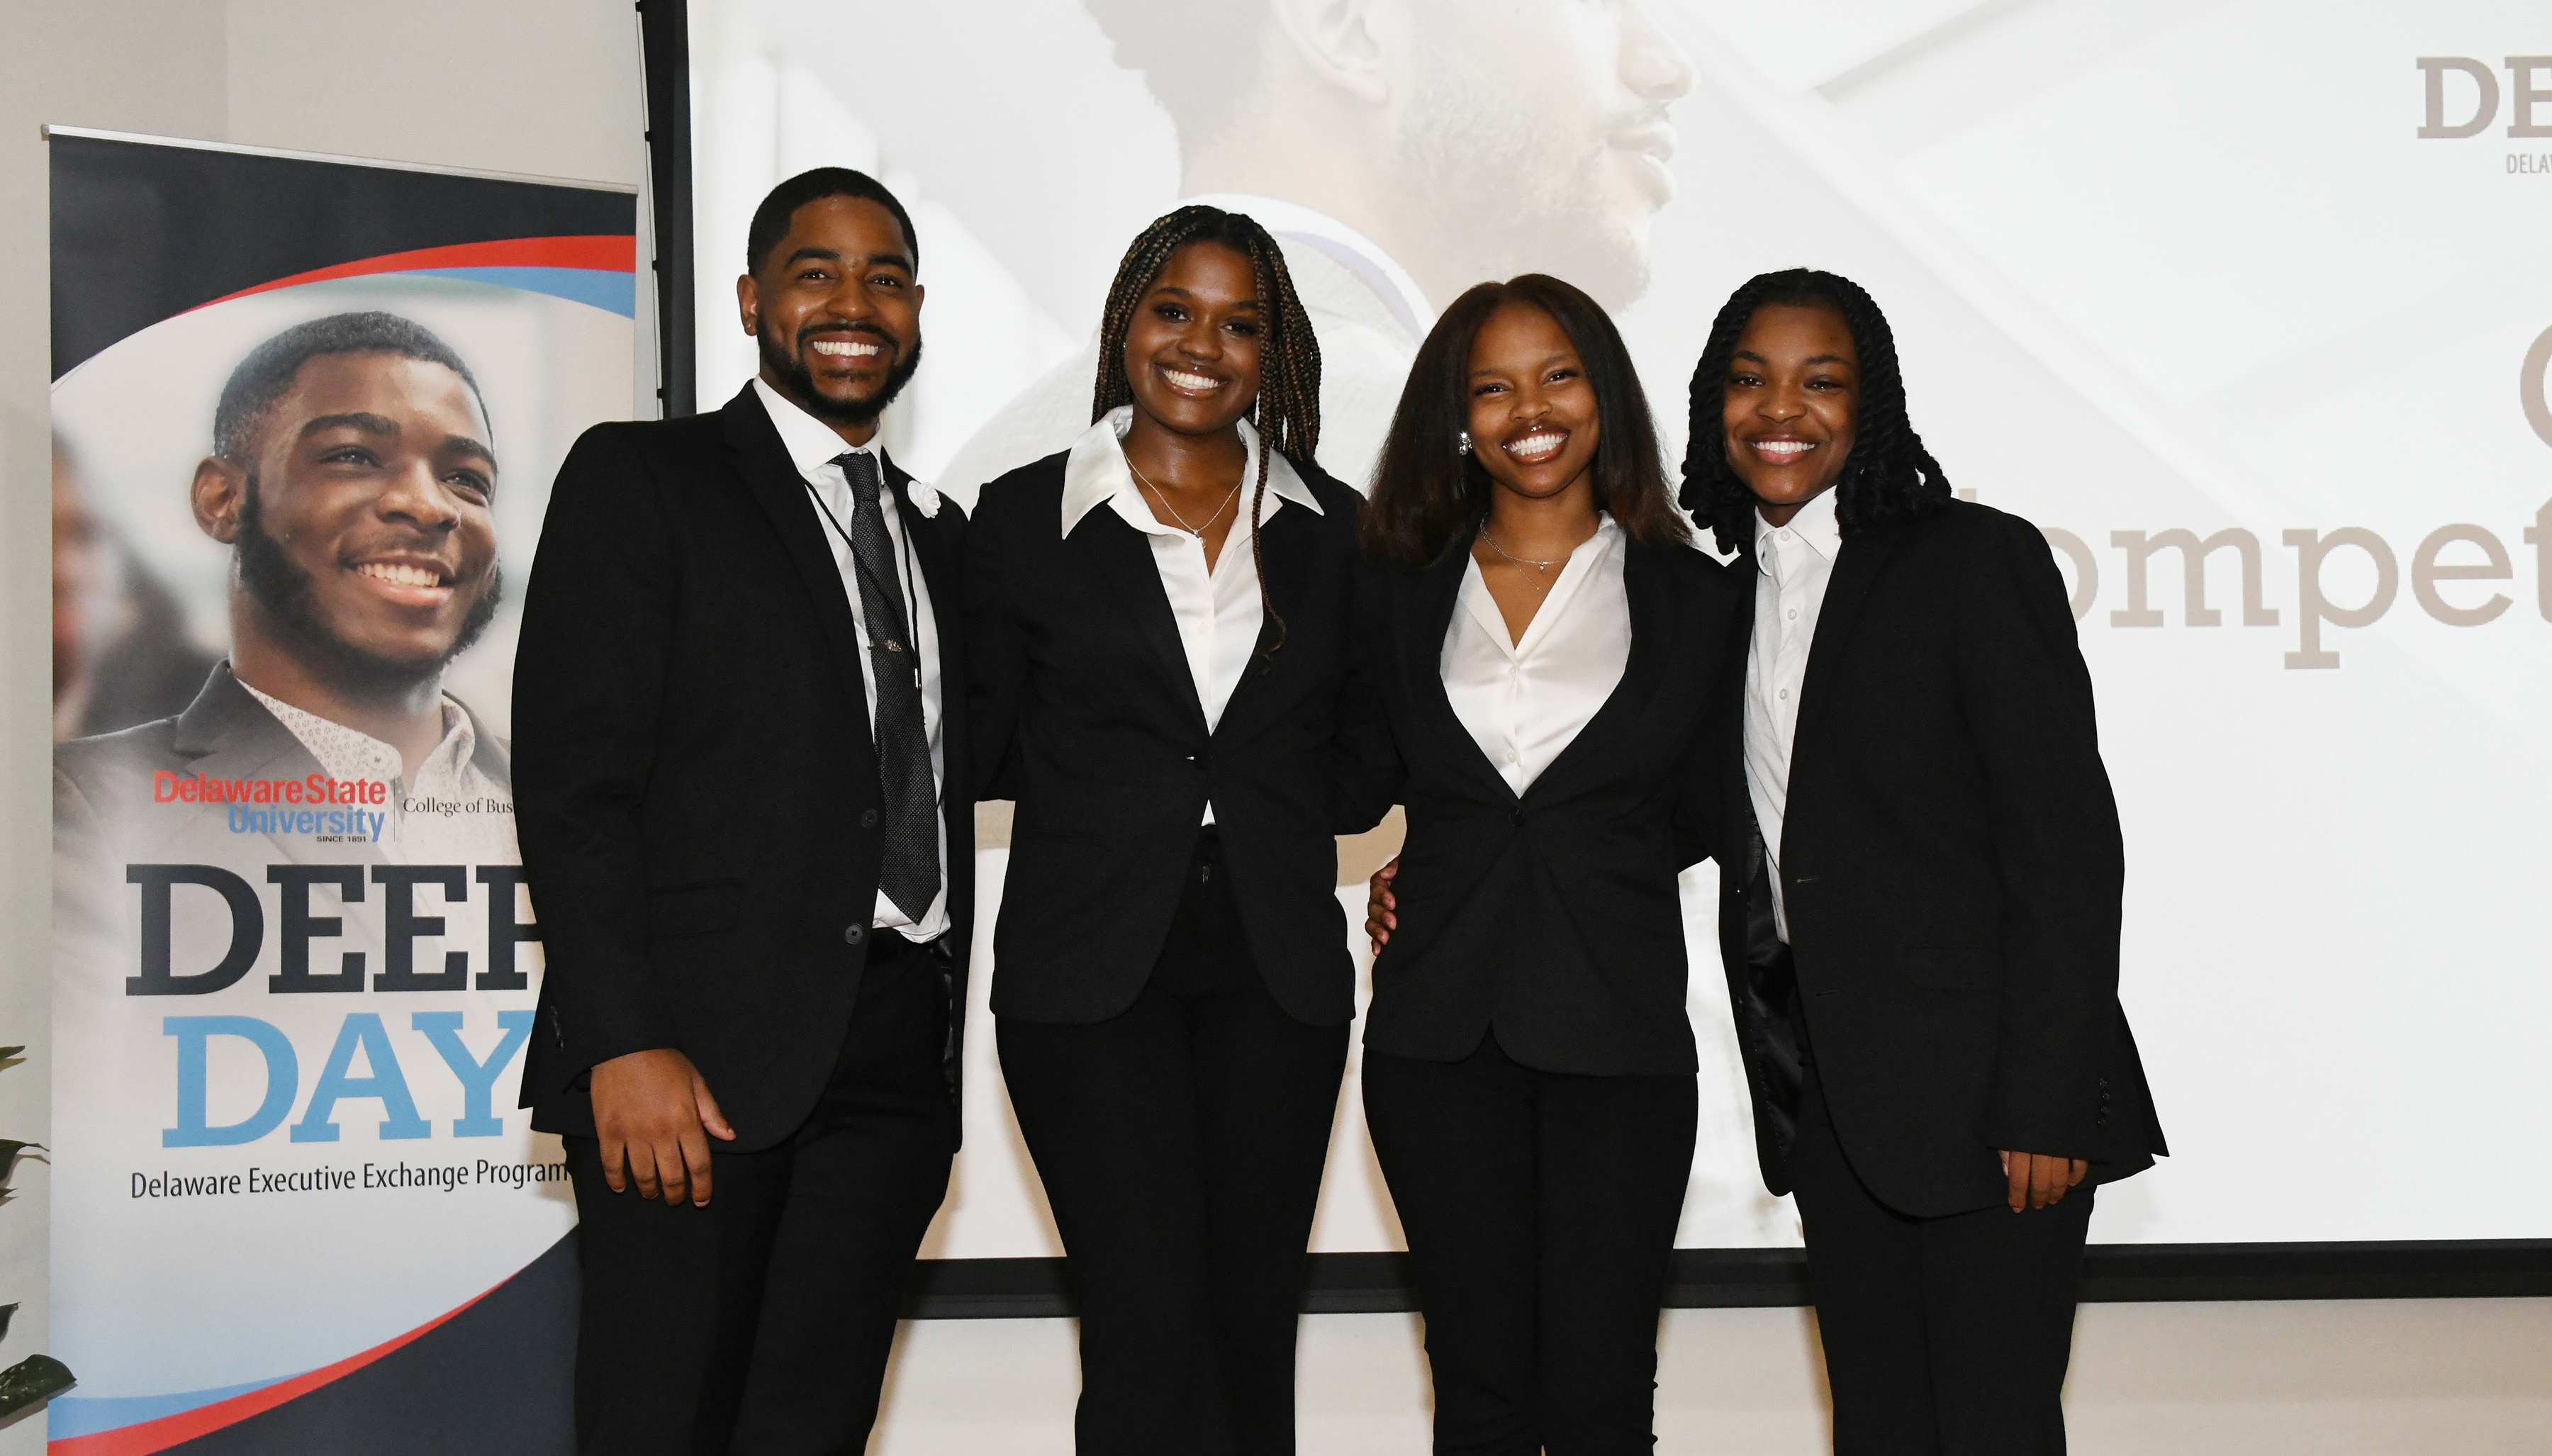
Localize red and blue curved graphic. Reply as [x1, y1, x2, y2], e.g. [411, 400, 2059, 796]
[190, 235, 637, 318]
[47, 1235, 577, 1454]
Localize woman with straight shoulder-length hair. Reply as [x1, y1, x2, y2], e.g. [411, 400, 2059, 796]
[1343, 274, 1741, 1454]
[963, 205, 1386, 1456]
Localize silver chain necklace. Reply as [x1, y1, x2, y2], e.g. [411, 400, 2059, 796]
[1478, 526, 1569, 597]
[1127, 457, 1242, 539]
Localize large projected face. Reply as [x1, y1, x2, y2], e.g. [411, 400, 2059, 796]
[1108, 0, 1694, 310]
[1382, 0, 1692, 306]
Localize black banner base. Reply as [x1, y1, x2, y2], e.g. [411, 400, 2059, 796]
[900, 1240, 2552, 1320]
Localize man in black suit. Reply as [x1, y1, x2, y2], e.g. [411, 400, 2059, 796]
[1686, 271, 2165, 1453]
[513, 168, 970, 1455]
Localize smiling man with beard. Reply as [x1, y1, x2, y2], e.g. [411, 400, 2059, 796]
[55, 310, 515, 872]
[939, 0, 1694, 498]
[510, 167, 975, 1455]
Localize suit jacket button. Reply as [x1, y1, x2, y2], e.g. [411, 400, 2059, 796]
[860, 809, 880, 829]
[1511, 807, 1524, 826]
[844, 924, 866, 946]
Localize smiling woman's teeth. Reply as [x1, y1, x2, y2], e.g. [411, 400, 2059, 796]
[357, 562, 443, 588]
[810, 339, 881, 359]
[1163, 369, 1219, 391]
[1755, 440, 1814, 458]
[1505, 432, 1565, 457]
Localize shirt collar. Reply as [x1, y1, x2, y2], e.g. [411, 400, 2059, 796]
[241, 677, 474, 790]
[1059, 405, 1323, 537]
[750, 377, 941, 517]
[1754, 485, 1842, 571]
[1180, 192, 1433, 343]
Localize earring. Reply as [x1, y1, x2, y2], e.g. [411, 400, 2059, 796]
[1456, 431, 1472, 455]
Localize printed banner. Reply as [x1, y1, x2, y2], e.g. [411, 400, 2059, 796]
[48, 130, 634, 1452]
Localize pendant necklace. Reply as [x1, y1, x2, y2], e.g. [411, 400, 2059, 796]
[1128, 457, 1242, 539]
[1478, 525, 1569, 598]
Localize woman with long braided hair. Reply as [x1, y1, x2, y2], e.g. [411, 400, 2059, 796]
[1677, 269, 2161, 1453]
[963, 205, 1386, 1455]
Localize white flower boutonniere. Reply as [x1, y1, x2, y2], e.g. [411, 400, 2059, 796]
[905, 478, 943, 519]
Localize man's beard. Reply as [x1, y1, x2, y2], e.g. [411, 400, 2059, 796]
[235, 478, 501, 698]
[759, 323, 923, 427]
[1396, 65, 1654, 309]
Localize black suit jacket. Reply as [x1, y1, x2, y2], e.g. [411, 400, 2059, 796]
[1345, 530, 1741, 1077]
[1713, 500, 2164, 1217]
[964, 447, 1382, 1026]
[513, 385, 974, 1153]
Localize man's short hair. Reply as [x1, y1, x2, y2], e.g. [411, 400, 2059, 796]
[1084, 0, 1267, 140]
[213, 311, 485, 465]
[745, 168, 921, 278]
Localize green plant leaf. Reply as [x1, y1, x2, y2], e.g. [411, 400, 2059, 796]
[0, 1353, 74, 1416]
[0, 1304, 15, 1342]
[0, 1143, 43, 1196]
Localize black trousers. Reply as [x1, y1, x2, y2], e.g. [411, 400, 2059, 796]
[1786, 1060, 2093, 1456]
[997, 829, 1349, 1456]
[564, 932, 957, 1456]
[1363, 1033, 1698, 1456]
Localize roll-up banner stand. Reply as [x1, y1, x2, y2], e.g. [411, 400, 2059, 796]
[46, 127, 634, 1454]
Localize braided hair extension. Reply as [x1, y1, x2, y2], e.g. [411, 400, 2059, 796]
[1677, 269, 1951, 556]
[1093, 205, 1322, 665]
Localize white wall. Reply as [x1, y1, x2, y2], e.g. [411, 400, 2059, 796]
[0, 5, 2543, 1454]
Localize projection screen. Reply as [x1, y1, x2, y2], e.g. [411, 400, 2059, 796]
[680, 0, 2552, 1262]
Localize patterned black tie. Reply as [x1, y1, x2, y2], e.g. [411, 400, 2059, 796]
[834, 450, 941, 924]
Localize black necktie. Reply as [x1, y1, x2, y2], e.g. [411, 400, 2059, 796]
[833, 450, 940, 924]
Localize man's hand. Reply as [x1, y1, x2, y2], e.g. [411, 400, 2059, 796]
[592, 1048, 735, 1206]
[1998, 1149, 2089, 1213]
[1365, 857, 1399, 957]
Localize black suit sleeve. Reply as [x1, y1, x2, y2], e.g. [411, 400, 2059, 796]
[511, 425, 683, 1081]
[1957, 512, 2127, 1158]
[961, 483, 1027, 803]
[1331, 558, 1406, 833]
[1670, 556, 1738, 871]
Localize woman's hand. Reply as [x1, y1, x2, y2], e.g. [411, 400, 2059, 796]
[1998, 1149, 2089, 1212]
[1365, 857, 1399, 957]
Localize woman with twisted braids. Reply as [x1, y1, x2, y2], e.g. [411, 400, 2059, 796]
[1680, 268, 2162, 1453]
[963, 205, 1384, 1455]
[1345, 274, 1740, 1452]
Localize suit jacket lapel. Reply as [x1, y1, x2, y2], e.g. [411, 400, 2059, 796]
[720, 386, 878, 761]
[1076, 508, 1211, 738]
[1522, 537, 1672, 806]
[883, 454, 969, 809]
[1716, 550, 1759, 862]
[1211, 498, 1315, 744]
[171, 666, 384, 866]
[1791, 519, 1910, 772]
[1400, 533, 1513, 802]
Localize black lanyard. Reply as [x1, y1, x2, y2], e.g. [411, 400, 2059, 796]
[801, 463, 926, 688]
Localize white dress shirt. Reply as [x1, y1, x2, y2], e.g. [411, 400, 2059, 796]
[1743, 486, 1842, 941]
[242, 680, 516, 867]
[754, 378, 950, 941]
[1440, 516, 1630, 797]
[1059, 405, 1325, 824]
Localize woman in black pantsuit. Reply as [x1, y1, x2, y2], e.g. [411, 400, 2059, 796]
[1345, 274, 1740, 1455]
[964, 206, 1384, 1456]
